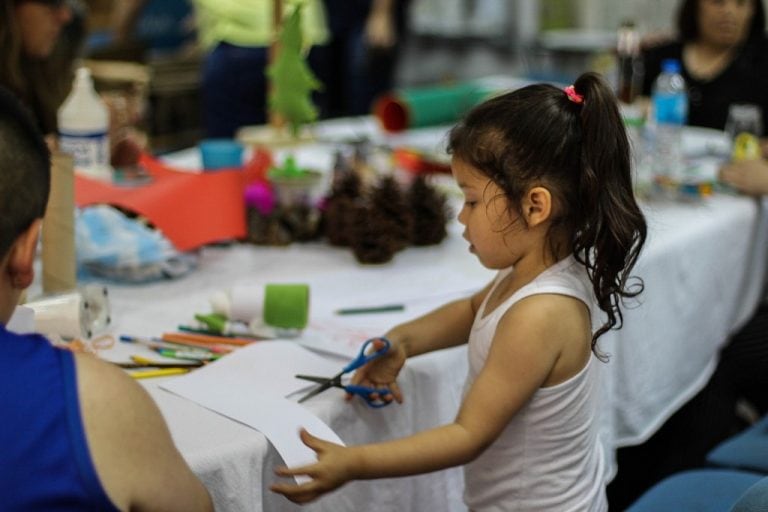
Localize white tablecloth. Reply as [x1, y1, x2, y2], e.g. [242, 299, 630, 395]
[92, 191, 767, 511]
[600, 194, 768, 473]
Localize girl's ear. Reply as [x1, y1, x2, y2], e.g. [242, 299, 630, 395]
[7, 219, 42, 290]
[522, 186, 553, 228]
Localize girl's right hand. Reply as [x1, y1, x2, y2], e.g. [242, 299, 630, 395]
[349, 337, 407, 403]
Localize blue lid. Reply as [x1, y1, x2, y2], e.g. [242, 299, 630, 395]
[661, 59, 681, 74]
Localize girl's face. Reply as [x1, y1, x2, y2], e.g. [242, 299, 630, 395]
[697, 0, 755, 47]
[452, 157, 524, 270]
[14, 1, 73, 58]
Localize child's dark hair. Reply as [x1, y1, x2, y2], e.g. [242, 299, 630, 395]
[448, 72, 647, 350]
[0, 86, 51, 259]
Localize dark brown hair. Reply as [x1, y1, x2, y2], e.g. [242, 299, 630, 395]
[0, 0, 85, 134]
[0, 86, 51, 258]
[678, 0, 766, 43]
[448, 72, 647, 351]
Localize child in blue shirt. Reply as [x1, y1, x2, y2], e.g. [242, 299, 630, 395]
[0, 86, 213, 511]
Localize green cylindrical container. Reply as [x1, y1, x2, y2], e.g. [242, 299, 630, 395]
[263, 283, 310, 329]
[374, 82, 493, 132]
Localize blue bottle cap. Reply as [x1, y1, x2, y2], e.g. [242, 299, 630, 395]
[661, 59, 681, 74]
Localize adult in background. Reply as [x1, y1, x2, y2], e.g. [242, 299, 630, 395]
[192, 0, 329, 138]
[316, 0, 410, 118]
[610, 3, 768, 507]
[641, 0, 768, 131]
[0, 0, 85, 138]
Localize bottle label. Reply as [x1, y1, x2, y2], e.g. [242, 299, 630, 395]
[653, 93, 688, 125]
[59, 131, 110, 172]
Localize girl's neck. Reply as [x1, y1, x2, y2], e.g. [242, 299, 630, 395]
[483, 251, 567, 318]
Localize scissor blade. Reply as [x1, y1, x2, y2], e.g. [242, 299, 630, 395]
[295, 374, 330, 384]
[297, 381, 332, 403]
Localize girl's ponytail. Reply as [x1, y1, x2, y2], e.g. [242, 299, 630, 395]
[571, 72, 647, 345]
[448, 72, 646, 352]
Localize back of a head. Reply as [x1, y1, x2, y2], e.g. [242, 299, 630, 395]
[0, 86, 50, 259]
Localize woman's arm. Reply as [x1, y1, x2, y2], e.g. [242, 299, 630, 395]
[365, 0, 397, 49]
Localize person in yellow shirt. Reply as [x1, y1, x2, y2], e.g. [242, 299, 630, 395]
[192, 0, 329, 137]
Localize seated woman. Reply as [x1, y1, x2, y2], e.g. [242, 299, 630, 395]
[641, 0, 768, 132]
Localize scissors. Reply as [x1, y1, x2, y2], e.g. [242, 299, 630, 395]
[296, 337, 393, 408]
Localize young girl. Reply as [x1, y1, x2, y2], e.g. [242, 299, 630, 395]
[271, 72, 647, 511]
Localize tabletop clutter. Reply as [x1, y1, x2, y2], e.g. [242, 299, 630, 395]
[50, 76, 482, 379]
[35, 58, 757, 384]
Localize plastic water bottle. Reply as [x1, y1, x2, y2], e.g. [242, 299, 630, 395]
[58, 67, 111, 180]
[651, 59, 688, 183]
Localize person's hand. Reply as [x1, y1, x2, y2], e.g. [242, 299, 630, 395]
[719, 158, 768, 196]
[271, 429, 358, 504]
[349, 337, 406, 404]
[365, 9, 396, 49]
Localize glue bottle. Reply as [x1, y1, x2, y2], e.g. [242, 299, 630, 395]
[58, 67, 111, 180]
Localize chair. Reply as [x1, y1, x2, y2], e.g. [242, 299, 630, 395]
[707, 413, 768, 474]
[732, 475, 768, 512]
[626, 469, 764, 512]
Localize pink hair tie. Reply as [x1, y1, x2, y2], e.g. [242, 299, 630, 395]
[564, 85, 584, 104]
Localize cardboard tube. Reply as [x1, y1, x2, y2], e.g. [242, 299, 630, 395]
[42, 151, 76, 294]
[373, 83, 493, 132]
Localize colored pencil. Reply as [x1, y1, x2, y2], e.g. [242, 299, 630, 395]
[162, 332, 255, 348]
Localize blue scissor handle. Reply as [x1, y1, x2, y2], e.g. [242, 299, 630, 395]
[344, 384, 392, 408]
[341, 337, 391, 374]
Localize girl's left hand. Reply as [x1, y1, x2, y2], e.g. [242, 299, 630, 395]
[270, 429, 357, 504]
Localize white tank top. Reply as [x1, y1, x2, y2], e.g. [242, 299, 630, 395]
[463, 255, 608, 512]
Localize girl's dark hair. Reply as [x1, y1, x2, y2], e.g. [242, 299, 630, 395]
[447, 72, 647, 352]
[678, 0, 766, 43]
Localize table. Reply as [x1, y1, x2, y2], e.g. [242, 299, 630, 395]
[93, 123, 768, 511]
[109, 224, 487, 512]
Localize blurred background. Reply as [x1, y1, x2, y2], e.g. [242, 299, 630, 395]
[79, 0, 681, 152]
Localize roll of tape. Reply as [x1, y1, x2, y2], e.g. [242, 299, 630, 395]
[263, 284, 309, 329]
[25, 285, 110, 339]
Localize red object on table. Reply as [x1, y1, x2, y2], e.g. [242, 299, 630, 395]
[393, 147, 452, 175]
[75, 153, 247, 251]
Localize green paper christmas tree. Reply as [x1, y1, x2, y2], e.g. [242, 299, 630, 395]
[266, 6, 322, 137]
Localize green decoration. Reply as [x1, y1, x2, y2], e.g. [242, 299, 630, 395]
[268, 155, 307, 179]
[266, 6, 323, 137]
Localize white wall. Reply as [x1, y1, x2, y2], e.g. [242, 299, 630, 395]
[397, 0, 683, 87]
[576, 0, 677, 34]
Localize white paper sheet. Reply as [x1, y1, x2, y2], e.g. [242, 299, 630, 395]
[297, 288, 476, 358]
[160, 341, 347, 482]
